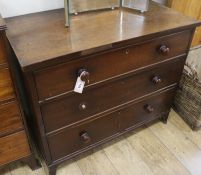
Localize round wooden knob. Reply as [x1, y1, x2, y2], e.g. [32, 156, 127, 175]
[159, 45, 170, 55]
[80, 132, 91, 144]
[78, 69, 90, 84]
[145, 105, 154, 113]
[152, 76, 162, 84]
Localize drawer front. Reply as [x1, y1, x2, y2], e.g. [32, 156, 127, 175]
[0, 131, 31, 165]
[119, 88, 175, 131]
[0, 101, 23, 137]
[0, 67, 14, 101]
[35, 30, 191, 100]
[0, 33, 6, 65]
[42, 58, 185, 133]
[47, 88, 175, 161]
[48, 113, 119, 161]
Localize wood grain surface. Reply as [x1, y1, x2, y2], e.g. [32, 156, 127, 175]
[0, 101, 23, 137]
[35, 31, 190, 100]
[5, 2, 200, 70]
[150, 120, 201, 175]
[0, 131, 30, 166]
[0, 67, 14, 102]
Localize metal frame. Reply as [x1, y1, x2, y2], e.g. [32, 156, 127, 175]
[64, 0, 70, 27]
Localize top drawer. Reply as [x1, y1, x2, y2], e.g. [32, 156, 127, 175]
[35, 30, 192, 101]
[0, 33, 6, 65]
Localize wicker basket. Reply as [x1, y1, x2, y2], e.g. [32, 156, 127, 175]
[174, 63, 201, 130]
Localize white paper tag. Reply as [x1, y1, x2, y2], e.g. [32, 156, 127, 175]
[74, 77, 85, 94]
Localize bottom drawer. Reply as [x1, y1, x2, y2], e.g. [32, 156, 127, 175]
[48, 88, 175, 162]
[48, 114, 119, 161]
[119, 87, 176, 131]
[0, 131, 31, 165]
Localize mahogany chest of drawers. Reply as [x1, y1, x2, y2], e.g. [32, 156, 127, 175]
[0, 15, 40, 170]
[5, 2, 201, 175]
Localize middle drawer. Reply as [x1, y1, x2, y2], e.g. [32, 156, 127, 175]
[0, 101, 23, 137]
[0, 67, 14, 102]
[41, 58, 185, 133]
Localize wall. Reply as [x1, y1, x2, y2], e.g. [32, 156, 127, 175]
[0, 0, 63, 18]
[0, 0, 166, 18]
[154, 0, 167, 5]
[168, 0, 201, 46]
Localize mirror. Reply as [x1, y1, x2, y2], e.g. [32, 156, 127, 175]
[121, 0, 149, 12]
[70, 0, 121, 14]
[64, 0, 149, 27]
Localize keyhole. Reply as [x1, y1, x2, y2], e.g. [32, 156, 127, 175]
[125, 49, 129, 55]
[79, 102, 87, 111]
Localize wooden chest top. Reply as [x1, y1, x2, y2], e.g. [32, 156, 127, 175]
[5, 2, 200, 71]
